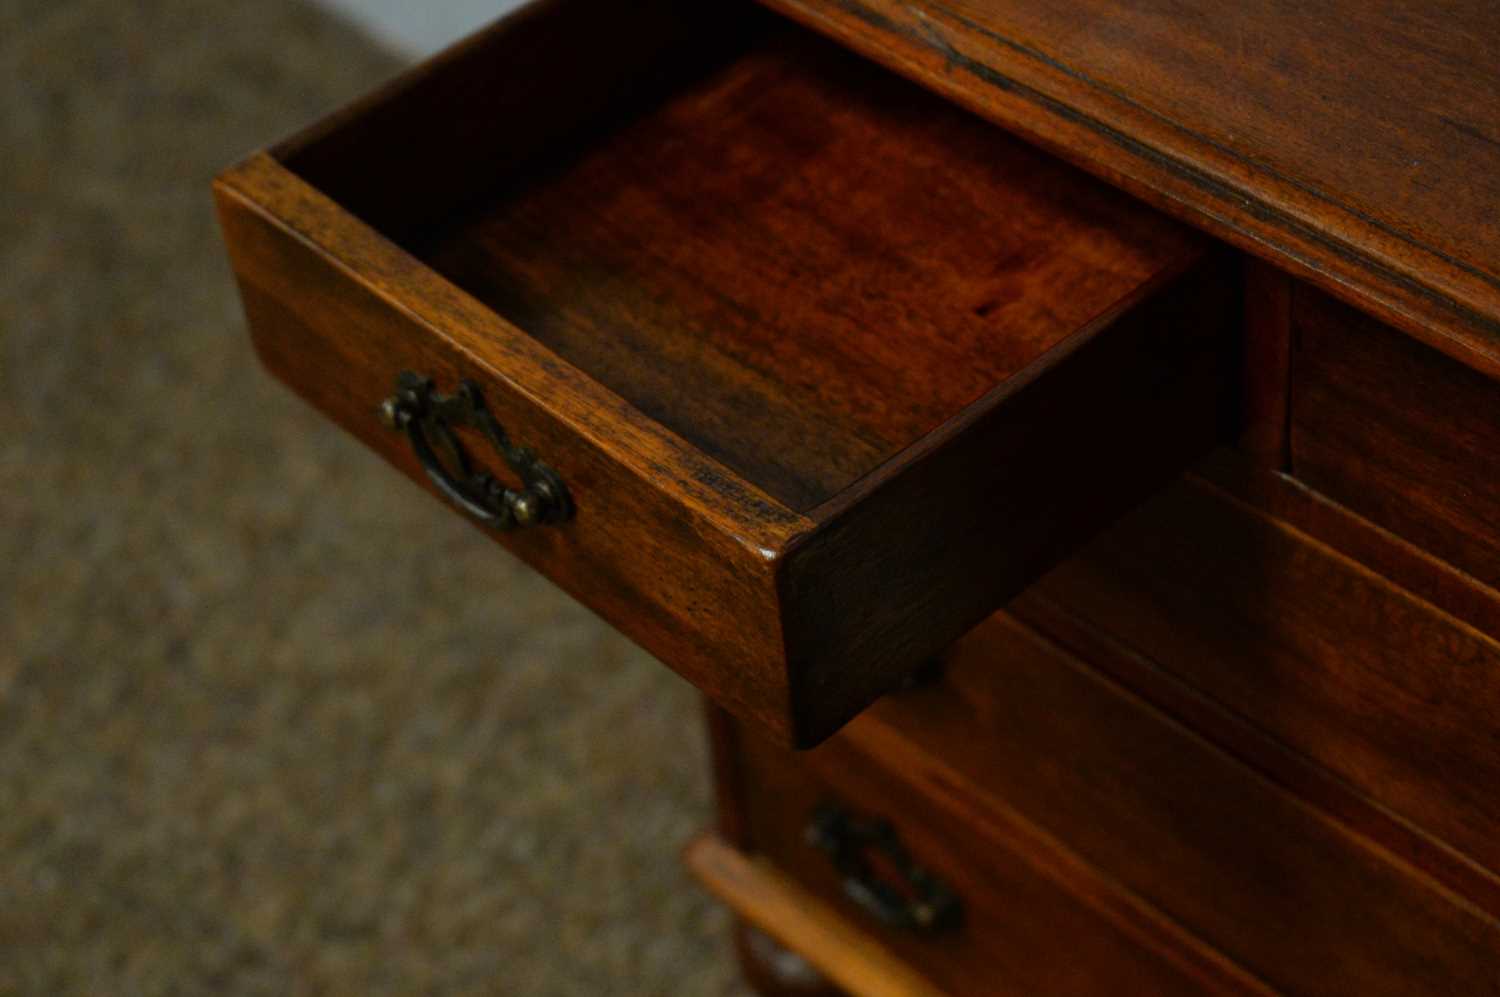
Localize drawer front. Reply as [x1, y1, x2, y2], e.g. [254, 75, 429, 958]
[217, 171, 800, 735]
[840, 611, 1500, 997]
[731, 720, 1241, 996]
[1290, 284, 1500, 593]
[1018, 475, 1500, 893]
[215, 0, 1229, 745]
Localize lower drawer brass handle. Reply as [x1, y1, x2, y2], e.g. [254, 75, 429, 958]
[379, 372, 572, 530]
[805, 802, 962, 935]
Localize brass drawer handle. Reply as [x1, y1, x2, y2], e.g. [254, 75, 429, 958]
[379, 372, 572, 530]
[805, 802, 962, 935]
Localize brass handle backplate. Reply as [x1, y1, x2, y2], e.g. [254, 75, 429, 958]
[379, 371, 572, 530]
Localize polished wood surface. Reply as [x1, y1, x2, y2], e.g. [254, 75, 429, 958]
[728, 716, 1246, 996]
[837, 612, 1500, 996]
[1019, 476, 1500, 911]
[1291, 284, 1500, 593]
[1237, 258, 1293, 468]
[213, 2, 1500, 991]
[215, 153, 805, 739]
[760, 0, 1500, 379]
[776, 245, 1228, 741]
[216, 2, 1229, 746]
[686, 835, 946, 997]
[1197, 450, 1500, 647]
[416, 27, 1206, 512]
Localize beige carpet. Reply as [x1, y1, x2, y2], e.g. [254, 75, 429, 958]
[0, 1, 750, 992]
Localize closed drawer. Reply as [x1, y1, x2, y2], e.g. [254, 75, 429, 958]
[1018, 475, 1500, 899]
[1290, 284, 1500, 593]
[833, 610, 1500, 996]
[727, 715, 1241, 995]
[212, 0, 1229, 746]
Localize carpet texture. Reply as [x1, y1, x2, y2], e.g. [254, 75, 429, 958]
[0, 1, 750, 992]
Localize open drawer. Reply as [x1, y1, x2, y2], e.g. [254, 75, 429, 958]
[213, 0, 1231, 746]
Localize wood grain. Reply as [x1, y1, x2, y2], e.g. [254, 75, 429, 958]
[843, 612, 1500, 996]
[1196, 450, 1500, 647]
[705, 699, 753, 848]
[731, 724, 1246, 996]
[414, 26, 1206, 512]
[1013, 576, 1500, 924]
[1017, 476, 1500, 903]
[758, 0, 1500, 379]
[214, 154, 809, 739]
[1291, 283, 1500, 594]
[779, 251, 1230, 741]
[216, 5, 1228, 745]
[1238, 257, 1293, 467]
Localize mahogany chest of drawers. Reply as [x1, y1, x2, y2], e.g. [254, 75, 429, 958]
[215, 1, 1500, 992]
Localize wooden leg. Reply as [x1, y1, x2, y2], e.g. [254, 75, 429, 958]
[734, 920, 847, 997]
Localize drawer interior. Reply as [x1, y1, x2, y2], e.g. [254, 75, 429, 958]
[277, 4, 1204, 514]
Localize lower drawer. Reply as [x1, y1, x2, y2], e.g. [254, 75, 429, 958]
[1016, 473, 1500, 895]
[723, 713, 1258, 995]
[811, 612, 1500, 996]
